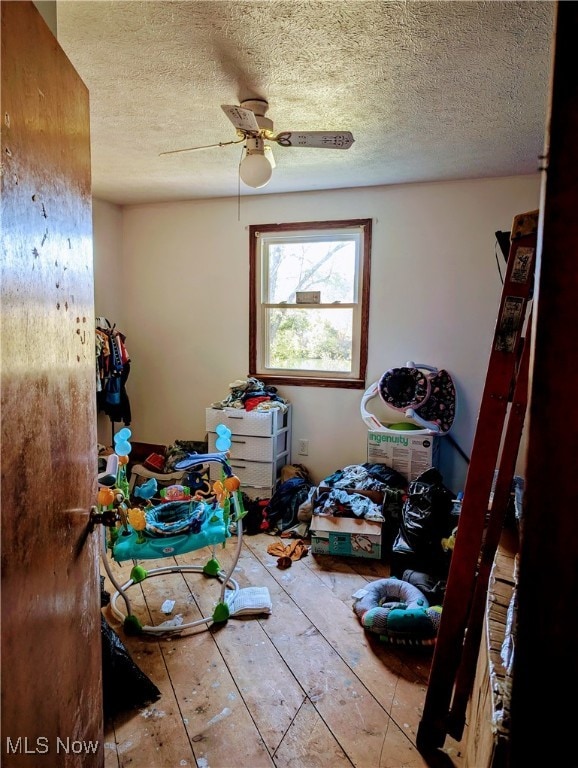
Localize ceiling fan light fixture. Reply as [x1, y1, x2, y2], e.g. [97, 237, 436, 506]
[240, 137, 273, 188]
[163, 101, 353, 185]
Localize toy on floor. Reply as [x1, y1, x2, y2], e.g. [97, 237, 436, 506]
[96, 425, 248, 636]
[160, 484, 192, 501]
[352, 577, 442, 647]
[133, 476, 158, 501]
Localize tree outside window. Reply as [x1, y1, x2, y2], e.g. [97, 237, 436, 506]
[249, 219, 372, 388]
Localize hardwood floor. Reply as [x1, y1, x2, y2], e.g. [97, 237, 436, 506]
[102, 532, 467, 768]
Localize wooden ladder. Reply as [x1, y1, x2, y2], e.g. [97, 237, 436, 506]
[417, 209, 538, 750]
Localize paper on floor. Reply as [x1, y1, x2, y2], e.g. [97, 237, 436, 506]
[229, 587, 272, 617]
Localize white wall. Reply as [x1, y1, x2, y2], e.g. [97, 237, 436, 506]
[34, 1, 56, 36]
[93, 175, 540, 493]
[93, 198, 124, 445]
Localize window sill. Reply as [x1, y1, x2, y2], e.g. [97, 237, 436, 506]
[251, 373, 366, 389]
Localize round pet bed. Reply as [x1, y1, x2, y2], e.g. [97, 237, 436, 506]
[353, 577, 442, 646]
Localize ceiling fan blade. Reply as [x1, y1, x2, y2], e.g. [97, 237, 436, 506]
[273, 131, 354, 149]
[159, 138, 244, 156]
[221, 104, 260, 133]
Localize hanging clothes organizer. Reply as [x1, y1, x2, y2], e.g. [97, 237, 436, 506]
[95, 317, 132, 428]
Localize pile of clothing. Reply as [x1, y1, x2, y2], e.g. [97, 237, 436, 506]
[312, 462, 408, 525]
[241, 464, 313, 536]
[313, 488, 386, 522]
[210, 377, 289, 413]
[320, 462, 407, 495]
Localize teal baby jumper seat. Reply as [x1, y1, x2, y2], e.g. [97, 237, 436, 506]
[100, 452, 245, 636]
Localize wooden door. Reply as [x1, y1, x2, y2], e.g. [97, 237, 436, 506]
[1, 3, 103, 766]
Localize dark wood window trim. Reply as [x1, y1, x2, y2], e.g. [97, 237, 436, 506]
[249, 218, 372, 389]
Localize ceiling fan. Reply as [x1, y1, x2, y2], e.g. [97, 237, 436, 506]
[160, 99, 355, 188]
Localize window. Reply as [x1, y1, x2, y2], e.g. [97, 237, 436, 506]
[249, 219, 372, 388]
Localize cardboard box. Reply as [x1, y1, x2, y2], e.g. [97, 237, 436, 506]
[367, 430, 438, 481]
[310, 514, 382, 560]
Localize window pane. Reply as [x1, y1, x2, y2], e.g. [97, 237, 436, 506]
[266, 307, 353, 372]
[266, 238, 357, 304]
[250, 219, 371, 388]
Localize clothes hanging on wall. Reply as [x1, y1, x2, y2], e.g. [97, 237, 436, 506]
[95, 317, 132, 426]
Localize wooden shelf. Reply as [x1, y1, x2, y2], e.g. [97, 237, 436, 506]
[465, 527, 519, 768]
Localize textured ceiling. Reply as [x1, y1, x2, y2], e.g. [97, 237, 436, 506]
[55, 0, 555, 206]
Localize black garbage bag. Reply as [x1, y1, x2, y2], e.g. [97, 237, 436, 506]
[381, 486, 408, 549]
[402, 568, 447, 606]
[101, 616, 161, 717]
[390, 467, 454, 580]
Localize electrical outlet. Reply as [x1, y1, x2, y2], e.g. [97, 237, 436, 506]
[297, 439, 309, 456]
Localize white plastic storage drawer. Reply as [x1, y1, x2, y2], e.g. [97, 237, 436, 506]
[206, 406, 289, 437]
[207, 431, 288, 462]
[209, 455, 286, 487]
[242, 486, 273, 501]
